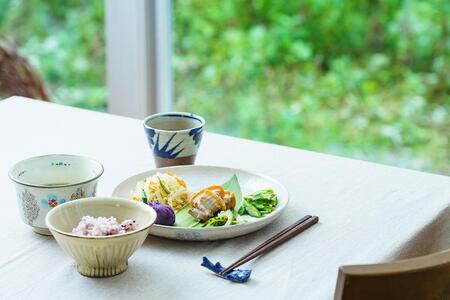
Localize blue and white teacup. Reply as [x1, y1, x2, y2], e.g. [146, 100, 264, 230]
[143, 112, 205, 168]
[9, 154, 104, 235]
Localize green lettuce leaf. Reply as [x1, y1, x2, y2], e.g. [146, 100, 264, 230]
[174, 205, 199, 227]
[222, 174, 243, 212]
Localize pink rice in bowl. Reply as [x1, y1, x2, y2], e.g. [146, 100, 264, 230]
[72, 216, 138, 236]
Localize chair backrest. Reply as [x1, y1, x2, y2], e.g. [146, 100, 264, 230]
[334, 249, 450, 300]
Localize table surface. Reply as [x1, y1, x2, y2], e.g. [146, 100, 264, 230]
[1, 97, 449, 300]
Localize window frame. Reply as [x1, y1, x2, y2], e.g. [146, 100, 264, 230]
[105, 0, 172, 118]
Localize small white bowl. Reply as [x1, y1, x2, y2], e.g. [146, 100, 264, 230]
[9, 154, 104, 235]
[46, 197, 157, 277]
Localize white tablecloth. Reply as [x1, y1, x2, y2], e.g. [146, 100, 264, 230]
[1, 97, 449, 299]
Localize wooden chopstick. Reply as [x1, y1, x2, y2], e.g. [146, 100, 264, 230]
[224, 215, 311, 270]
[221, 215, 319, 274]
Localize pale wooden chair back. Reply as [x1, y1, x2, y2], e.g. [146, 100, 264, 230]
[334, 249, 450, 300]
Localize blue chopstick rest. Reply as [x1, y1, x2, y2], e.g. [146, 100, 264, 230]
[201, 257, 252, 283]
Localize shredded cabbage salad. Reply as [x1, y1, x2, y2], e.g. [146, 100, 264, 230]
[132, 172, 190, 211]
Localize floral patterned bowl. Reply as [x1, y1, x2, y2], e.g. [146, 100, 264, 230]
[9, 154, 104, 235]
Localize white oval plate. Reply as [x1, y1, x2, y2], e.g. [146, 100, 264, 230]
[112, 165, 288, 241]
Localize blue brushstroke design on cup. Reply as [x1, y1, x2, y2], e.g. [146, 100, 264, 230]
[153, 133, 185, 159]
[189, 127, 203, 146]
[143, 112, 205, 166]
[146, 128, 156, 146]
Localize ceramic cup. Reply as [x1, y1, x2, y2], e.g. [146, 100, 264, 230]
[9, 154, 104, 235]
[143, 112, 205, 168]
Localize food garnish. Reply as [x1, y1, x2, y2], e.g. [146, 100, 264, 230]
[141, 189, 148, 204]
[157, 175, 171, 194]
[204, 210, 239, 227]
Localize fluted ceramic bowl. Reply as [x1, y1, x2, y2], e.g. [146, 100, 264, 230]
[46, 197, 157, 277]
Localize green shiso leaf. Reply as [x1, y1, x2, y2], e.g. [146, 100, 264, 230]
[174, 205, 199, 227]
[222, 174, 243, 212]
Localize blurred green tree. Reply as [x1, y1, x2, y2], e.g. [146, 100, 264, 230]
[173, 0, 449, 173]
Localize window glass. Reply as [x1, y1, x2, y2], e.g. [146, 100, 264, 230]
[173, 0, 449, 174]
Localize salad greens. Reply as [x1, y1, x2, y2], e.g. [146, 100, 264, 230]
[238, 188, 278, 218]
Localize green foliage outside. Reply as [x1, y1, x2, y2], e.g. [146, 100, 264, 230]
[0, 0, 448, 173]
[174, 0, 449, 173]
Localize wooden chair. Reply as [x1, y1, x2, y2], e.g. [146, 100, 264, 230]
[334, 249, 450, 300]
